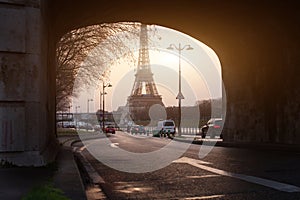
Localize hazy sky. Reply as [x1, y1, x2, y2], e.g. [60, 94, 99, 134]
[72, 25, 222, 113]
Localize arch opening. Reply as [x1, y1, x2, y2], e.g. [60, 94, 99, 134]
[55, 22, 226, 171]
[55, 22, 225, 132]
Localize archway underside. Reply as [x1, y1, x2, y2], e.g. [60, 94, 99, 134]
[49, 0, 300, 144]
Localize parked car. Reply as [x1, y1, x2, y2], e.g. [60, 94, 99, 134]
[57, 121, 76, 129]
[85, 123, 94, 131]
[77, 121, 93, 130]
[200, 118, 223, 139]
[94, 124, 101, 131]
[105, 125, 116, 134]
[56, 121, 63, 128]
[68, 121, 76, 129]
[157, 120, 176, 136]
[130, 125, 146, 134]
[127, 125, 132, 133]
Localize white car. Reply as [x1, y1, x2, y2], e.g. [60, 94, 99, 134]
[157, 120, 176, 136]
[200, 118, 223, 139]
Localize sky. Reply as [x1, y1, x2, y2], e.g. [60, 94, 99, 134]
[72, 25, 222, 113]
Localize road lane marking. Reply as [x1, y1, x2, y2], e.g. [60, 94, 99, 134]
[110, 143, 119, 148]
[174, 157, 212, 165]
[73, 146, 86, 153]
[186, 175, 220, 179]
[174, 157, 300, 193]
[183, 195, 225, 200]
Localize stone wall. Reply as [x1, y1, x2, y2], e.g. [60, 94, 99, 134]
[1, 0, 299, 166]
[0, 0, 58, 166]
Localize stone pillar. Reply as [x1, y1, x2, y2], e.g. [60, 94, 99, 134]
[0, 0, 58, 166]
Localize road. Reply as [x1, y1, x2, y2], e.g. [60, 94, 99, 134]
[74, 131, 300, 199]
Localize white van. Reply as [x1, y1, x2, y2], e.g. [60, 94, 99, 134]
[157, 120, 176, 136]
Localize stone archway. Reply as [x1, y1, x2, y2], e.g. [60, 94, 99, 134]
[0, 0, 299, 166]
[49, 0, 300, 144]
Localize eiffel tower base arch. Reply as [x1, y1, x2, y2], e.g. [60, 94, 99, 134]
[128, 95, 164, 124]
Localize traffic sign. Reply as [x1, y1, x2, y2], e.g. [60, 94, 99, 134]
[176, 92, 185, 100]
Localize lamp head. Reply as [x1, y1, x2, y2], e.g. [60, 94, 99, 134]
[104, 83, 112, 88]
[186, 45, 193, 50]
[167, 45, 174, 50]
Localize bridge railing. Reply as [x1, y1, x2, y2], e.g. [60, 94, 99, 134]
[126, 127, 202, 136]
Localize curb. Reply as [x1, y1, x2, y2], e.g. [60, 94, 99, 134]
[73, 149, 105, 185]
[54, 146, 87, 200]
[216, 141, 300, 152]
[71, 143, 108, 199]
[173, 137, 300, 152]
[59, 136, 108, 200]
[73, 151, 108, 200]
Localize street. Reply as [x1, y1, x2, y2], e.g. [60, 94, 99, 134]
[74, 131, 300, 199]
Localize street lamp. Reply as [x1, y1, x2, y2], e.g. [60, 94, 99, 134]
[75, 106, 80, 113]
[167, 43, 193, 136]
[99, 91, 106, 127]
[75, 106, 80, 128]
[87, 99, 93, 113]
[99, 92, 107, 112]
[66, 104, 72, 123]
[102, 82, 112, 130]
[67, 104, 72, 114]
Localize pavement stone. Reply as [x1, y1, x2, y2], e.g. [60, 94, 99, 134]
[0, 136, 87, 200]
[0, 166, 53, 200]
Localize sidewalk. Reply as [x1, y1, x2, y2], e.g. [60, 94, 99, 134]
[0, 136, 86, 200]
[0, 163, 53, 200]
[53, 145, 86, 200]
[173, 136, 300, 152]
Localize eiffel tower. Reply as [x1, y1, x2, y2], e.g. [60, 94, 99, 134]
[127, 24, 164, 123]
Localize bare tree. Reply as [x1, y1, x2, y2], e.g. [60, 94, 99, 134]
[56, 22, 140, 111]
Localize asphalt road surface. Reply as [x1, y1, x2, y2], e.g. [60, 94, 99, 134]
[75, 131, 300, 200]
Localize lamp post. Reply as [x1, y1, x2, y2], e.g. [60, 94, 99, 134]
[67, 104, 72, 114]
[75, 106, 80, 128]
[99, 92, 107, 113]
[102, 82, 112, 130]
[99, 91, 106, 127]
[67, 104, 72, 123]
[167, 43, 193, 136]
[75, 106, 80, 114]
[87, 99, 93, 113]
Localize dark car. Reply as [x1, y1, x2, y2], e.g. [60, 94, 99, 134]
[130, 125, 146, 134]
[201, 118, 223, 139]
[105, 125, 116, 134]
[127, 125, 132, 133]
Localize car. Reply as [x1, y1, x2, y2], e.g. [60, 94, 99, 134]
[127, 125, 131, 132]
[157, 120, 176, 136]
[56, 121, 76, 129]
[105, 125, 116, 134]
[77, 121, 93, 130]
[200, 118, 223, 139]
[130, 125, 146, 134]
[84, 123, 94, 130]
[56, 121, 63, 128]
[94, 124, 101, 131]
